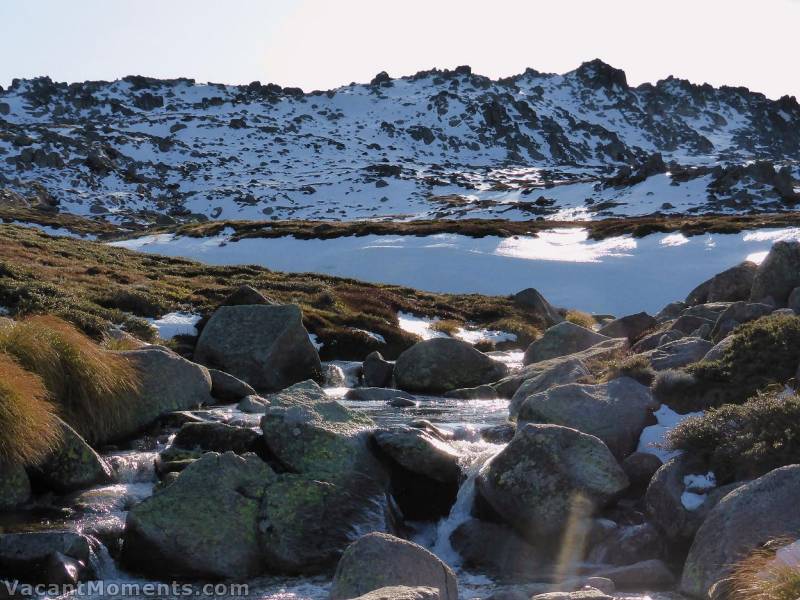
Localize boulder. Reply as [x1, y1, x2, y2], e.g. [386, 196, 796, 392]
[194, 304, 322, 391]
[642, 337, 713, 370]
[266, 379, 328, 406]
[508, 358, 591, 418]
[523, 322, 613, 366]
[686, 261, 758, 305]
[345, 387, 415, 402]
[32, 418, 112, 493]
[750, 241, 800, 306]
[258, 398, 391, 571]
[513, 288, 563, 327]
[123, 452, 272, 579]
[645, 455, 742, 545]
[681, 465, 800, 597]
[171, 421, 260, 455]
[363, 351, 394, 388]
[621, 452, 662, 495]
[0, 531, 94, 584]
[702, 335, 734, 362]
[476, 424, 628, 544]
[0, 463, 31, 510]
[587, 522, 666, 566]
[655, 301, 686, 322]
[220, 284, 273, 306]
[394, 338, 507, 394]
[118, 346, 214, 440]
[531, 590, 611, 600]
[517, 378, 657, 460]
[496, 338, 625, 398]
[669, 315, 713, 336]
[443, 384, 497, 400]
[208, 368, 256, 402]
[710, 301, 774, 342]
[450, 518, 544, 578]
[349, 588, 440, 600]
[788, 286, 800, 313]
[238, 394, 268, 413]
[329, 533, 458, 600]
[594, 559, 675, 590]
[373, 427, 460, 484]
[597, 312, 656, 342]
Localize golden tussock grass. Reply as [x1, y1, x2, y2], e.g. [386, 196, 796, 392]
[0, 353, 62, 467]
[730, 540, 800, 600]
[0, 316, 140, 444]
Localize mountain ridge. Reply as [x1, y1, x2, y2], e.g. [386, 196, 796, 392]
[1, 59, 798, 227]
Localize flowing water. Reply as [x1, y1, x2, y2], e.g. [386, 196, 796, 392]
[13, 354, 675, 599]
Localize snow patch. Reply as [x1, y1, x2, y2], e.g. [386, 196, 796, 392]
[397, 312, 446, 340]
[637, 405, 703, 462]
[146, 312, 201, 339]
[454, 327, 517, 345]
[681, 471, 717, 511]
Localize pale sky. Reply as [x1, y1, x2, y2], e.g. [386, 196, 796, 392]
[1, 0, 798, 99]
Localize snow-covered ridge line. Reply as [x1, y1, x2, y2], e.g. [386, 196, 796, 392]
[2, 59, 798, 226]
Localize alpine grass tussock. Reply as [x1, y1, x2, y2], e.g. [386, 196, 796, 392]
[0, 353, 62, 467]
[0, 316, 140, 444]
[730, 540, 800, 600]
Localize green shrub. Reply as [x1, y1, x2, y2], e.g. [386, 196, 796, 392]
[0, 316, 140, 444]
[665, 390, 800, 483]
[689, 314, 800, 404]
[0, 353, 62, 467]
[94, 288, 173, 318]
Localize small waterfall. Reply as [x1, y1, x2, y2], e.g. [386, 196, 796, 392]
[430, 441, 503, 567]
[106, 450, 158, 484]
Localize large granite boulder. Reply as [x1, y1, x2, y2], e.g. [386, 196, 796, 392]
[686, 261, 758, 305]
[523, 322, 613, 365]
[394, 338, 507, 394]
[0, 531, 94, 584]
[516, 377, 657, 460]
[373, 427, 460, 484]
[329, 533, 458, 600]
[508, 357, 591, 419]
[118, 346, 214, 440]
[476, 424, 628, 544]
[194, 304, 322, 391]
[681, 465, 800, 598]
[641, 337, 713, 370]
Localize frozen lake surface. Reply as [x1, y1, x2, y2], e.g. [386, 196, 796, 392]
[110, 227, 800, 315]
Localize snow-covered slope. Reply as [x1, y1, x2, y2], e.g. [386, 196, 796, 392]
[1, 60, 799, 224]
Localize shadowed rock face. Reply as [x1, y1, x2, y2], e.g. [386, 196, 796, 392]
[194, 304, 322, 392]
[681, 465, 800, 598]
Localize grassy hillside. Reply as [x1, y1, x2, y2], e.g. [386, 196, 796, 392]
[0, 224, 543, 359]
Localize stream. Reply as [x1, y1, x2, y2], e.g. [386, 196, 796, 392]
[5, 354, 676, 600]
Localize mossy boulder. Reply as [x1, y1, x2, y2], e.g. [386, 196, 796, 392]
[476, 424, 628, 545]
[122, 452, 274, 579]
[258, 396, 391, 573]
[329, 532, 458, 600]
[258, 473, 389, 573]
[394, 338, 507, 394]
[31, 418, 112, 494]
[373, 426, 460, 484]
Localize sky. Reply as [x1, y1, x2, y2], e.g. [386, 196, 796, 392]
[1, 0, 798, 99]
